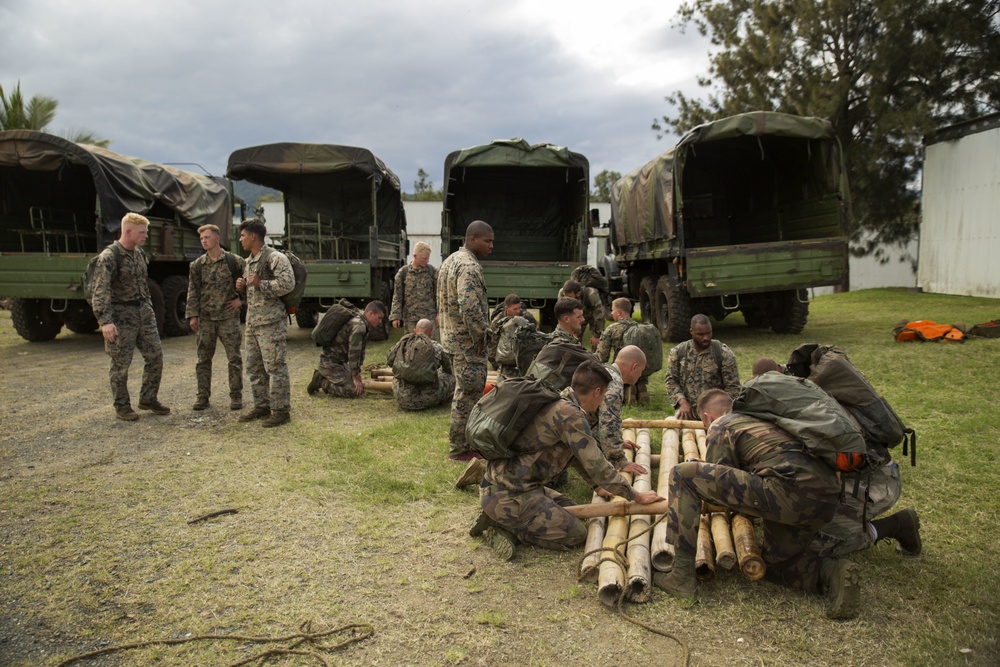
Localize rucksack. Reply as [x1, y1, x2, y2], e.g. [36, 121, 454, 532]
[311, 300, 359, 348]
[465, 376, 563, 459]
[893, 319, 965, 343]
[968, 319, 1000, 338]
[387, 333, 439, 385]
[259, 246, 308, 313]
[513, 324, 552, 375]
[84, 243, 147, 306]
[733, 373, 870, 472]
[495, 315, 530, 366]
[527, 338, 600, 392]
[570, 264, 611, 321]
[786, 343, 916, 465]
[621, 321, 663, 374]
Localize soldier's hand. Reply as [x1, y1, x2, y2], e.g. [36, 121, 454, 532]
[189, 317, 199, 333]
[235, 277, 246, 291]
[102, 323, 117, 343]
[353, 375, 364, 396]
[622, 439, 639, 451]
[225, 298, 242, 313]
[594, 487, 615, 500]
[675, 399, 695, 421]
[622, 462, 648, 476]
[589, 336, 600, 350]
[634, 490, 665, 505]
[392, 319, 402, 329]
[247, 273, 261, 288]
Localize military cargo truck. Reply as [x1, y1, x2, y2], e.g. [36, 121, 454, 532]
[441, 139, 590, 316]
[0, 130, 233, 342]
[608, 111, 850, 342]
[226, 143, 406, 338]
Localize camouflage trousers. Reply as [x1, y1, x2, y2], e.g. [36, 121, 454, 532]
[393, 374, 455, 411]
[317, 360, 359, 398]
[195, 317, 243, 400]
[810, 461, 902, 558]
[447, 353, 487, 457]
[105, 303, 163, 409]
[244, 321, 290, 412]
[480, 483, 587, 551]
[667, 461, 838, 593]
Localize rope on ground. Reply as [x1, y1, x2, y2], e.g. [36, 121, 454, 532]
[577, 512, 690, 667]
[54, 619, 374, 667]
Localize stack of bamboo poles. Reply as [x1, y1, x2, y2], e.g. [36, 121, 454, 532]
[576, 419, 765, 606]
[366, 367, 500, 393]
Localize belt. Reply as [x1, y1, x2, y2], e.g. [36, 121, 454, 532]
[112, 300, 142, 307]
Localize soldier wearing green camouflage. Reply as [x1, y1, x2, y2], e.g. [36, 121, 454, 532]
[597, 347, 648, 476]
[665, 314, 741, 420]
[92, 213, 168, 421]
[657, 388, 861, 619]
[477, 361, 662, 557]
[186, 224, 245, 411]
[559, 279, 606, 350]
[437, 221, 493, 460]
[597, 298, 650, 404]
[489, 294, 531, 379]
[313, 301, 386, 398]
[392, 319, 456, 410]
[389, 242, 438, 334]
[235, 219, 295, 427]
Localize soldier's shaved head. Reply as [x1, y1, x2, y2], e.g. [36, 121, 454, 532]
[466, 220, 493, 239]
[415, 318, 434, 335]
[752, 357, 782, 377]
[571, 360, 613, 394]
[614, 344, 647, 385]
[690, 313, 711, 329]
[697, 388, 732, 423]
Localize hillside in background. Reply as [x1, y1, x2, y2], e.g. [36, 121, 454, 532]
[232, 181, 281, 210]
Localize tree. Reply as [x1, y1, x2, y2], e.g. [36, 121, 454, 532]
[591, 169, 622, 202]
[653, 0, 1000, 251]
[404, 168, 443, 201]
[1, 81, 110, 147]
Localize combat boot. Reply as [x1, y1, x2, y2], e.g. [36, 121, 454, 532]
[455, 458, 485, 489]
[470, 510, 494, 538]
[306, 370, 324, 396]
[820, 559, 861, 620]
[138, 400, 171, 415]
[115, 405, 139, 421]
[262, 411, 291, 428]
[193, 396, 210, 411]
[652, 554, 698, 607]
[230, 397, 243, 411]
[872, 508, 922, 555]
[238, 406, 271, 422]
[484, 525, 517, 561]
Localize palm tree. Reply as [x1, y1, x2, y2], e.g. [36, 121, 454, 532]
[1, 81, 110, 147]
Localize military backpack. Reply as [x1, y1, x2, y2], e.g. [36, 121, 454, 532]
[311, 300, 359, 348]
[387, 333, 439, 385]
[621, 321, 663, 374]
[465, 376, 563, 460]
[258, 246, 308, 313]
[527, 338, 600, 392]
[83, 243, 147, 307]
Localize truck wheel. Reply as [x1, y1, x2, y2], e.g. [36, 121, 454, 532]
[65, 314, 99, 334]
[295, 307, 318, 329]
[770, 290, 809, 334]
[148, 279, 166, 337]
[741, 305, 770, 329]
[657, 276, 692, 343]
[639, 277, 657, 326]
[9, 298, 63, 342]
[161, 275, 191, 337]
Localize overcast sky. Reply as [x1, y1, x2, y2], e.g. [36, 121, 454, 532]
[0, 0, 712, 195]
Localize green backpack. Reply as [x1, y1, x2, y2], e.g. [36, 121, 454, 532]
[311, 300, 359, 348]
[513, 323, 552, 375]
[387, 333, 439, 385]
[526, 338, 598, 392]
[733, 372, 870, 472]
[258, 246, 308, 312]
[621, 321, 663, 374]
[466, 377, 563, 459]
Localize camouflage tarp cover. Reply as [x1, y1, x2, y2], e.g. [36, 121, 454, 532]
[0, 130, 231, 232]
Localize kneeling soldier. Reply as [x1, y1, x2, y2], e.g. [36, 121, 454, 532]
[307, 301, 386, 398]
[390, 319, 456, 410]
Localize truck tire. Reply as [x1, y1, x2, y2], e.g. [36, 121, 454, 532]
[639, 277, 657, 327]
[161, 275, 191, 337]
[295, 307, 318, 329]
[65, 314, 99, 334]
[770, 290, 809, 334]
[9, 298, 63, 342]
[741, 305, 770, 329]
[148, 279, 166, 337]
[656, 276, 692, 343]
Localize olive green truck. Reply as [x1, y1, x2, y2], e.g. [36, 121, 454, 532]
[0, 130, 233, 342]
[605, 111, 851, 342]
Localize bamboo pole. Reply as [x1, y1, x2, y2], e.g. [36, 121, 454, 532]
[695, 429, 708, 458]
[598, 442, 634, 607]
[621, 418, 705, 430]
[732, 514, 766, 581]
[625, 429, 653, 603]
[711, 512, 737, 571]
[651, 428, 679, 572]
[695, 513, 716, 582]
[371, 366, 498, 382]
[362, 379, 393, 392]
[681, 429, 700, 462]
[578, 492, 607, 583]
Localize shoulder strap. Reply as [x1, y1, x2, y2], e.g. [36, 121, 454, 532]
[398, 264, 409, 301]
[712, 339, 723, 386]
[224, 251, 241, 282]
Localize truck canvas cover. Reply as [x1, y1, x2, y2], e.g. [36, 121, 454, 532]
[0, 130, 231, 233]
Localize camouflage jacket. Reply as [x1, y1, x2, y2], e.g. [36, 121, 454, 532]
[596, 320, 633, 363]
[483, 388, 636, 499]
[597, 362, 628, 470]
[551, 326, 583, 346]
[436, 247, 489, 358]
[706, 412, 841, 502]
[90, 242, 151, 327]
[322, 315, 369, 376]
[185, 251, 245, 321]
[665, 339, 741, 408]
[243, 247, 294, 327]
[389, 262, 438, 323]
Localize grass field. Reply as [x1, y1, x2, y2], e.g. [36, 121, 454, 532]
[0, 288, 997, 666]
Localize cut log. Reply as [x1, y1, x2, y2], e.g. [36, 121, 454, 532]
[621, 418, 705, 430]
[732, 514, 766, 581]
[362, 379, 393, 392]
[578, 492, 608, 583]
[651, 428, 680, 572]
[710, 512, 737, 571]
[681, 429, 700, 462]
[598, 499, 630, 607]
[695, 513, 716, 582]
[626, 429, 653, 603]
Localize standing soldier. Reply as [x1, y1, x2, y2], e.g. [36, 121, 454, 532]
[665, 314, 741, 420]
[437, 220, 494, 460]
[389, 241, 438, 334]
[235, 219, 295, 427]
[91, 212, 169, 421]
[185, 224, 245, 411]
[598, 297, 653, 405]
[307, 301, 386, 398]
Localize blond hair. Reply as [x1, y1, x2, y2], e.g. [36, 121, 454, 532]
[197, 224, 221, 235]
[122, 212, 150, 227]
[413, 241, 432, 256]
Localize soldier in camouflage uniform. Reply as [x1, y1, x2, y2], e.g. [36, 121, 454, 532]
[235, 219, 295, 427]
[391, 319, 456, 410]
[489, 294, 532, 380]
[656, 388, 862, 619]
[92, 213, 169, 421]
[665, 314, 741, 420]
[558, 279, 606, 350]
[437, 220, 493, 460]
[597, 298, 651, 405]
[473, 361, 663, 559]
[308, 301, 386, 398]
[185, 224, 245, 411]
[389, 241, 438, 335]
[596, 346, 648, 477]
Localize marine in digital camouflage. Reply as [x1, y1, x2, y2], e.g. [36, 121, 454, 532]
[186, 251, 245, 402]
[318, 315, 369, 398]
[666, 412, 841, 593]
[665, 339, 741, 409]
[448, 354, 487, 456]
[480, 388, 637, 550]
[596, 363, 628, 470]
[558, 284, 606, 341]
[389, 263, 438, 333]
[597, 320, 649, 401]
[243, 247, 295, 412]
[393, 337, 455, 410]
[91, 241, 163, 409]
